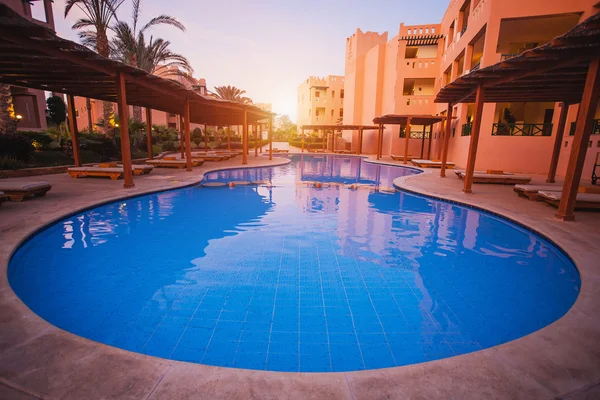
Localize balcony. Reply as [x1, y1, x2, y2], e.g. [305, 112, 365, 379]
[462, 123, 472, 136]
[399, 129, 429, 139]
[492, 123, 553, 136]
[569, 119, 600, 136]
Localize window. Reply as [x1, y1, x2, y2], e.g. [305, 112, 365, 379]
[315, 91, 320, 98]
[332, 90, 335, 98]
[168, 122, 176, 128]
[330, 109, 334, 117]
[339, 109, 344, 117]
[169, 113, 176, 117]
[432, 27, 435, 34]
[309, 109, 311, 116]
[340, 90, 344, 99]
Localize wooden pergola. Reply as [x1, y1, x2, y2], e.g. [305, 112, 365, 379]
[435, 10, 600, 221]
[0, 4, 274, 188]
[299, 124, 378, 153]
[372, 114, 447, 162]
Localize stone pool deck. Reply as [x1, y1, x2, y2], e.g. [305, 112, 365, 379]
[0, 154, 599, 399]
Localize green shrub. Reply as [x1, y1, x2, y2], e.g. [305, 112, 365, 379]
[289, 140, 323, 149]
[152, 144, 163, 156]
[29, 150, 75, 167]
[18, 130, 55, 150]
[76, 133, 118, 161]
[0, 155, 25, 170]
[152, 125, 179, 144]
[0, 133, 34, 161]
[162, 141, 176, 151]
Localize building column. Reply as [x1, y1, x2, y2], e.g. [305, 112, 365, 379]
[184, 98, 192, 171]
[556, 57, 600, 221]
[115, 72, 134, 188]
[403, 118, 412, 164]
[269, 117, 273, 160]
[420, 125, 426, 158]
[242, 111, 248, 165]
[463, 84, 485, 193]
[322, 129, 326, 152]
[146, 107, 153, 159]
[441, 105, 453, 177]
[546, 102, 569, 183]
[204, 124, 208, 150]
[437, 120, 445, 160]
[66, 94, 82, 167]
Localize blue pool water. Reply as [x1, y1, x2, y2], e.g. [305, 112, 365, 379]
[9, 155, 580, 372]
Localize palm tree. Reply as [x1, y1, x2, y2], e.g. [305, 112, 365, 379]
[65, 0, 125, 135]
[0, 84, 17, 134]
[213, 86, 253, 104]
[110, 0, 192, 121]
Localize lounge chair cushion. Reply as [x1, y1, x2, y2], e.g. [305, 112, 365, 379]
[514, 184, 560, 192]
[0, 181, 51, 190]
[537, 191, 600, 202]
[458, 172, 531, 180]
[413, 159, 455, 165]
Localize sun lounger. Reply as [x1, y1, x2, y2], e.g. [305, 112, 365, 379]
[146, 159, 202, 169]
[0, 181, 52, 201]
[456, 172, 532, 185]
[68, 167, 124, 180]
[454, 170, 514, 177]
[391, 154, 414, 161]
[411, 159, 455, 168]
[0, 191, 7, 207]
[334, 150, 355, 154]
[537, 191, 600, 210]
[513, 184, 562, 200]
[92, 164, 154, 176]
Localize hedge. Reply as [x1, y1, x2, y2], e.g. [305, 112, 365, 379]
[289, 140, 324, 149]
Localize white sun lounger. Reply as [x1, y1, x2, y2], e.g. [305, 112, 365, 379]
[391, 154, 414, 161]
[513, 184, 562, 200]
[456, 172, 531, 185]
[146, 159, 203, 168]
[537, 191, 600, 210]
[0, 181, 52, 201]
[411, 159, 455, 168]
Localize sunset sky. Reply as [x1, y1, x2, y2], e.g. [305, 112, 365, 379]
[47, 0, 447, 121]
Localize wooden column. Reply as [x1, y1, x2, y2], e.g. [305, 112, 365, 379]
[556, 57, 600, 221]
[269, 117, 273, 160]
[254, 124, 258, 157]
[403, 118, 412, 164]
[463, 84, 485, 193]
[145, 107, 153, 160]
[184, 98, 192, 171]
[259, 124, 263, 153]
[332, 131, 336, 153]
[242, 111, 248, 165]
[179, 115, 185, 157]
[440, 105, 453, 177]
[115, 72, 134, 188]
[547, 102, 569, 183]
[301, 128, 305, 152]
[427, 124, 433, 160]
[66, 94, 82, 167]
[420, 125, 426, 158]
[227, 125, 231, 150]
[377, 123, 383, 160]
[358, 128, 363, 155]
[203, 124, 208, 150]
[322, 129, 326, 152]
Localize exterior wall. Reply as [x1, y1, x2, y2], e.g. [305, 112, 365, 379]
[436, 0, 598, 175]
[2, 0, 55, 131]
[296, 75, 345, 133]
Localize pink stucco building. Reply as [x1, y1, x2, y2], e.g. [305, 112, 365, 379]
[343, 0, 600, 177]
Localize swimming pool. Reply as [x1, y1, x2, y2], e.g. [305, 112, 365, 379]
[8, 155, 580, 372]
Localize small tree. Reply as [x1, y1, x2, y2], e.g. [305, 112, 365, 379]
[46, 96, 67, 127]
[192, 127, 203, 147]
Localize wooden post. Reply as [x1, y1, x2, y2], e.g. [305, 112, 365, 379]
[254, 124, 258, 157]
[547, 102, 569, 183]
[322, 129, 326, 152]
[420, 125, 426, 159]
[403, 118, 412, 164]
[301, 128, 305, 152]
[204, 124, 208, 150]
[332, 130, 336, 153]
[259, 124, 263, 153]
[441, 105, 453, 177]
[269, 117, 273, 160]
[376, 124, 382, 160]
[227, 125, 231, 150]
[463, 84, 485, 193]
[146, 107, 153, 160]
[358, 128, 363, 155]
[427, 124, 433, 160]
[115, 72, 134, 188]
[184, 98, 192, 171]
[556, 57, 600, 221]
[242, 111, 248, 165]
[437, 120, 445, 160]
[66, 94, 82, 167]
[179, 115, 185, 157]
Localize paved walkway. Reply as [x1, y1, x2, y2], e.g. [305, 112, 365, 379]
[0, 154, 599, 399]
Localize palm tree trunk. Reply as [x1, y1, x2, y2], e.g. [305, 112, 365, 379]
[102, 101, 114, 136]
[86, 98, 93, 133]
[132, 106, 142, 123]
[97, 34, 115, 136]
[0, 84, 17, 134]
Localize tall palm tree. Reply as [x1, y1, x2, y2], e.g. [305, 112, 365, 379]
[0, 84, 17, 134]
[111, 0, 192, 121]
[213, 86, 253, 104]
[65, 0, 125, 135]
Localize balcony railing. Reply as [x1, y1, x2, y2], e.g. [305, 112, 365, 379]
[569, 119, 600, 136]
[462, 123, 472, 136]
[470, 63, 480, 72]
[500, 53, 520, 61]
[400, 129, 430, 139]
[492, 123, 553, 136]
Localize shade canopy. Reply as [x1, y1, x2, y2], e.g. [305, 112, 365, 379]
[300, 124, 379, 130]
[434, 11, 600, 105]
[0, 4, 271, 125]
[372, 114, 447, 126]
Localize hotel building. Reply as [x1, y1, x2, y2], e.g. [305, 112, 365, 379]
[296, 75, 345, 133]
